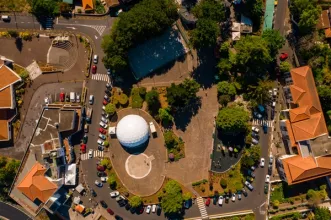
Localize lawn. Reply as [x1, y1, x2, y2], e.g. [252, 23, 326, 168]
[155, 87, 169, 109]
[0, 0, 30, 11]
[193, 162, 244, 196]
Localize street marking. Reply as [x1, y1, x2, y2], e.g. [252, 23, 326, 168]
[56, 17, 59, 24]
[252, 119, 273, 127]
[196, 197, 208, 219]
[57, 23, 106, 36]
[95, 35, 98, 39]
[81, 150, 104, 160]
[66, 27, 76, 30]
[91, 73, 110, 82]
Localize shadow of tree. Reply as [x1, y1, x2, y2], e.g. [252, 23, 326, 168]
[173, 97, 201, 131]
[15, 37, 23, 52]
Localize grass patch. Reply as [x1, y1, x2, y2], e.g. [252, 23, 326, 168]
[155, 87, 169, 109]
[0, 0, 30, 11]
[130, 87, 146, 109]
[193, 162, 244, 196]
[12, 119, 21, 141]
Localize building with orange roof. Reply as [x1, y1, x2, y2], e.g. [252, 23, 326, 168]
[0, 63, 22, 143]
[278, 66, 331, 185]
[82, 0, 94, 11]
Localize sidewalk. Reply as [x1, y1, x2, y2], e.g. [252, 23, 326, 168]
[69, 205, 115, 220]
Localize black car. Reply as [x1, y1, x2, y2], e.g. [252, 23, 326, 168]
[264, 184, 269, 194]
[118, 199, 127, 207]
[156, 205, 162, 216]
[130, 207, 136, 214]
[213, 195, 218, 205]
[251, 132, 259, 139]
[91, 189, 97, 197]
[115, 215, 123, 220]
[242, 188, 248, 197]
[97, 171, 106, 177]
[100, 200, 108, 208]
[125, 203, 131, 210]
[268, 164, 272, 175]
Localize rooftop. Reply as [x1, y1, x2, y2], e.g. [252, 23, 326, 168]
[0, 64, 21, 91]
[317, 10, 330, 30]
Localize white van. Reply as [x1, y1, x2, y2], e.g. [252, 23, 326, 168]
[70, 92, 76, 102]
[93, 54, 98, 64]
[1, 15, 10, 21]
[89, 95, 94, 105]
[84, 124, 89, 133]
[151, 204, 156, 213]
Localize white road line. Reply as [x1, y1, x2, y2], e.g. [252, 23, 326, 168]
[196, 197, 208, 219]
[57, 23, 106, 36]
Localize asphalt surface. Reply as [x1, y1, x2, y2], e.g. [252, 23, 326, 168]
[273, 0, 287, 36]
[0, 15, 271, 219]
[0, 202, 32, 220]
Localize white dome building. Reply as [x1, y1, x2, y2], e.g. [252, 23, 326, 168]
[116, 115, 149, 148]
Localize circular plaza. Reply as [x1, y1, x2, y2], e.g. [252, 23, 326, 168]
[109, 108, 166, 196]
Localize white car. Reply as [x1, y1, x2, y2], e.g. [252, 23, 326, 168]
[99, 121, 108, 129]
[252, 126, 259, 133]
[265, 175, 270, 183]
[252, 138, 259, 145]
[218, 196, 223, 205]
[76, 94, 80, 103]
[101, 176, 108, 182]
[101, 117, 108, 123]
[97, 139, 104, 146]
[231, 193, 236, 202]
[88, 149, 93, 158]
[99, 134, 106, 140]
[102, 106, 106, 111]
[269, 155, 274, 165]
[95, 180, 103, 187]
[145, 205, 151, 214]
[251, 165, 256, 171]
[110, 191, 120, 198]
[260, 158, 265, 167]
[44, 97, 49, 104]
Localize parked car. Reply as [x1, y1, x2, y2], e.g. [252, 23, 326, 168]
[98, 145, 104, 151]
[260, 158, 265, 167]
[103, 99, 108, 105]
[106, 82, 112, 89]
[102, 112, 109, 118]
[118, 199, 127, 207]
[247, 169, 255, 178]
[60, 92, 65, 102]
[251, 132, 259, 139]
[184, 199, 192, 209]
[107, 208, 114, 215]
[97, 139, 104, 145]
[253, 111, 263, 119]
[91, 189, 97, 197]
[93, 54, 98, 64]
[65, 94, 70, 102]
[88, 149, 93, 158]
[280, 52, 288, 61]
[245, 181, 254, 191]
[101, 117, 108, 124]
[99, 121, 108, 129]
[231, 193, 236, 202]
[92, 65, 97, 74]
[76, 94, 80, 103]
[265, 175, 270, 183]
[100, 200, 108, 208]
[97, 171, 106, 177]
[125, 203, 131, 210]
[107, 69, 112, 75]
[252, 138, 259, 145]
[152, 204, 157, 213]
[82, 135, 88, 144]
[99, 128, 107, 134]
[237, 191, 242, 200]
[115, 215, 123, 220]
[97, 165, 105, 172]
[101, 176, 108, 182]
[242, 188, 248, 197]
[110, 191, 120, 198]
[262, 123, 268, 134]
[156, 205, 162, 216]
[205, 197, 211, 206]
[95, 180, 103, 187]
[268, 164, 273, 175]
[89, 94, 94, 104]
[264, 184, 269, 194]
[251, 165, 256, 171]
[116, 195, 126, 202]
[252, 126, 259, 133]
[146, 205, 151, 214]
[104, 94, 110, 101]
[218, 196, 223, 206]
[225, 194, 229, 203]
[99, 134, 106, 140]
[269, 155, 274, 165]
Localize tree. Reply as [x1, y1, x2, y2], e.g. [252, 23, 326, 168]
[0, 157, 20, 200]
[216, 106, 250, 134]
[129, 196, 142, 208]
[318, 85, 331, 110]
[273, 200, 280, 209]
[58, 2, 71, 13]
[29, 0, 59, 17]
[107, 173, 117, 189]
[158, 108, 174, 125]
[218, 58, 232, 76]
[298, 5, 321, 35]
[161, 180, 183, 214]
[182, 192, 192, 201]
[242, 0, 263, 26]
[100, 159, 112, 170]
[262, 29, 285, 58]
[233, 36, 272, 74]
[241, 145, 261, 167]
[219, 95, 230, 106]
[166, 79, 200, 110]
[146, 89, 161, 114]
[192, 0, 226, 21]
[191, 18, 220, 48]
[105, 103, 116, 115]
[18, 70, 30, 81]
[314, 207, 331, 220]
[279, 61, 291, 73]
[164, 130, 177, 149]
[104, 141, 109, 147]
[220, 178, 227, 188]
[217, 81, 240, 97]
[102, 0, 178, 72]
[247, 79, 273, 104]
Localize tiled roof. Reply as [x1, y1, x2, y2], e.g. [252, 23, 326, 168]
[82, 0, 93, 10]
[0, 119, 8, 140]
[17, 162, 58, 203]
[317, 10, 331, 29]
[0, 64, 21, 91]
[0, 86, 13, 109]
[325, 28, 331, 38]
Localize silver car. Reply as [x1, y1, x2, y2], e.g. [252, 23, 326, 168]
[252, 138, 259, 145]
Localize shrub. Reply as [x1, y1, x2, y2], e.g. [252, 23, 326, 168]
[131, 88, 144, 108]
[139, 87, 146, 97]
[105, 103, 116, 115]
[289, 198, 294, 204]
[118, 93, 128, 105]
[158, 108, 174, 125]
[220, 178, 227, 188]
[273, 200, 280, 209]
[279, 61, 291, 73]
[7, 30, 19, 38]
[77, 8, 82, 13]
[219, 94, 230, 106]
[107, 173, 117, 189]
[183, 192, 192, 201]
[20, 32, 32, 41]
[146, 89, 160, 112]
[100, 159, 112, 170]
[129, 196, 143, 208]
[164, 130, 177, 149]
[104, 141, 109, 147]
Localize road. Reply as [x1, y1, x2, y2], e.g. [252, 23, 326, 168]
[0, 14, 271, 219]
[0, 201, 32, 220]
[273, 0, 288, 36]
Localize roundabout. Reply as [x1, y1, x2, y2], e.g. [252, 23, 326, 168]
[109, 108, 167, 196]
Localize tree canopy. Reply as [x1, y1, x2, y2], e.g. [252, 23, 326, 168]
[102, 0, 178, 72]
[160, 180, 183, 214]
[262, 29, 285, 58]
[0, 157, 20, 200]
[241, 145, 261, 167]
[29, 0, 59, 17]
[105, 103, 116, 115]
[216, 106, 250, 133]
[166, 79, 200, 111]
[233, 36, 272, 74]
[159, 108, 174, 125]
[247, 79, 273, 105]
[192, 0, 226, 21]
[240, 0, 263, 27]
[314, 207, 331, 220]
[129, 196, 143, 208]
[217, 81, 241, 97]
[191, 18, 220, 48]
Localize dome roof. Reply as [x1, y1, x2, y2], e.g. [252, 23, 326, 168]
[116, 115, 149, 148]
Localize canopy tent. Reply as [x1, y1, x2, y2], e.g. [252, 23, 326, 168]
[64, 164, 76, 186]
[231, 22, 241, 32]
[73, 196, 81, 205]
[108, 127, 116, 135]
[75, 184, 84, 194]
[232, 32, 241, 41]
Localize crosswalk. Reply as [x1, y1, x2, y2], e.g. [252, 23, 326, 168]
[252, 119, 273, 127]
[91, 73, 110, 82]
[88, 25, 106, 36]
[81, 150, 104, 160]
[196, 197, 208, 219]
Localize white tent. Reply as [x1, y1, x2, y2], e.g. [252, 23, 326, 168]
[73, 196, 81, 205]
[75, 184, 84, 194]
[108, 126, 116, 136]
[231, 22, 241, 32]
[232, 32, 241, 41]
[64, 164, 76, 186]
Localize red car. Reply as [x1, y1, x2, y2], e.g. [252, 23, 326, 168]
[80, 144, 86, 153]
[99, 128, 107, 134]
[60, 92, 65, 102]
[97, 165, 105, 172]
[92, 65, 97, 74]
[103, 99, 108, 105]
[205, 198, 211, 206]
[279, 53, 288, 61]
[107, 208, 114, 215]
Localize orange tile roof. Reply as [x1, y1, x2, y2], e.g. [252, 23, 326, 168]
[0, 119, 8, 140]
[317, 10, 331, 29]
[288, 66, 328, 141]
[325, 28, 331, 38]
[75, 205, 85, 213]
[285, 120, 297, 148]
[282, 155, 331, 184]
[0, 86, 13, 108]
[82, 0, 94, 10]
[17, 162, 58, 203]
[0, 65, 21, 91]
